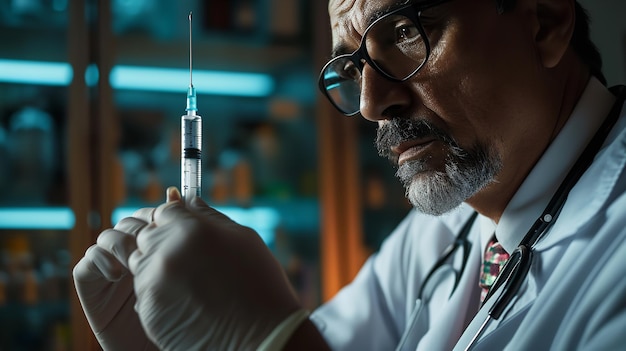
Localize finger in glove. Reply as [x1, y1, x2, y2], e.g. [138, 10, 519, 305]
[74, 244, 128, 282]
[97, 226, 144, 270]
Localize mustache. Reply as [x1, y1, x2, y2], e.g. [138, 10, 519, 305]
[375, 118, 458, 161]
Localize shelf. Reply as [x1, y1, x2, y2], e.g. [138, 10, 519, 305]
[115, 33, 308, 74]
[113, 198, 320, 246]
[0, 23, 309, 74]
[0, 200, 319, 246]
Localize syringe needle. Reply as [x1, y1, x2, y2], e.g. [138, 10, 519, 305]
[189, 11, 193, 87]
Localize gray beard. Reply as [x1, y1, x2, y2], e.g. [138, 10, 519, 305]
[395, 143, 502, 216]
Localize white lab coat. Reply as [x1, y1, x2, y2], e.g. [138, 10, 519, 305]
[311, 77, 626, 350]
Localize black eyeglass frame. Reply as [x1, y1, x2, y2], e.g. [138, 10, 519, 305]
[318, 0, 454, 116]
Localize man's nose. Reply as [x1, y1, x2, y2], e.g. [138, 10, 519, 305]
[358, 63, 411, 122]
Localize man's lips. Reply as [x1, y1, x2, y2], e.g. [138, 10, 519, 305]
[392, 138, 437, 165]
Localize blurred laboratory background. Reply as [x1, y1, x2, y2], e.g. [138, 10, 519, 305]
[0, 0, 624, 350]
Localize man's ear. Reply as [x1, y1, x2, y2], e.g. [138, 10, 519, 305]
[534, 0, 576, 68]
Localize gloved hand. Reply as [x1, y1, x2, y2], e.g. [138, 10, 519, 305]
[72, 191, 179, 350]
[128, 188, 302, 350]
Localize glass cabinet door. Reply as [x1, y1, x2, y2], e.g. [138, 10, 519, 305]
[1, 2, 323, 348]
[0, 2, 72, 350]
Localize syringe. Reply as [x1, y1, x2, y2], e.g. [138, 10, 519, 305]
[181, 11, 202, 204]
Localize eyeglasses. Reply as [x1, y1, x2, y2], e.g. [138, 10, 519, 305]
[318, 0, 454, 116]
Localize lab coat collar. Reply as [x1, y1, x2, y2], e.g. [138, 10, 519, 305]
[495, 77, 617, 254]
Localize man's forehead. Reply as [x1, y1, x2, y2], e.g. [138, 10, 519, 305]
[328, 0, 405, 51]
[330, 0, 408, 25]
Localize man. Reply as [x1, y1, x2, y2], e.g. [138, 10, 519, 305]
[74, 0, 626, 349]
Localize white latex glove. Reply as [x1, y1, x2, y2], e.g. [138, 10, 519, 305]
[73, 204, 164, 350]
[128, 188, 302, 350]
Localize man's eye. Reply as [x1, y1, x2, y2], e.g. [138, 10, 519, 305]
[395, 24, 419, 42]
[341, 61, 361, 80]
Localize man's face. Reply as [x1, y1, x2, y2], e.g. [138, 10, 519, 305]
[328, 0, 557, 215]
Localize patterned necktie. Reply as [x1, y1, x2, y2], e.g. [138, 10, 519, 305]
[479, 236, 510, 303]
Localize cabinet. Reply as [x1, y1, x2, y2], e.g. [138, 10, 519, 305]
[0, 0, 334, 349]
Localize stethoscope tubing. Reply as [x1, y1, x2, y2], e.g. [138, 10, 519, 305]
[465, 85, 626, 350]
[417, 211, 478, 299]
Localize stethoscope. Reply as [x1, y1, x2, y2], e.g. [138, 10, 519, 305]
[396, 211, 478, 351]
[462, 84, 626, 350]
[418, 211, 478, 299]
[396, 85, 625, 351]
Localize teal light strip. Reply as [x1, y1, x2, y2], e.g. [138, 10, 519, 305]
[0, 59, 73, 86]
[0, 207, 75, 230]
[0, 206, 279, 246]
[109, 65, 274, 97]
[0, 59, 274, 97]
[111, 206, 279, 246]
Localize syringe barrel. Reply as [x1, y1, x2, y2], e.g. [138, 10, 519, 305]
[181, 113, 202, 202]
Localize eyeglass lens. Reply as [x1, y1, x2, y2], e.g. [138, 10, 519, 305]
[321, 11, 428, 115]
